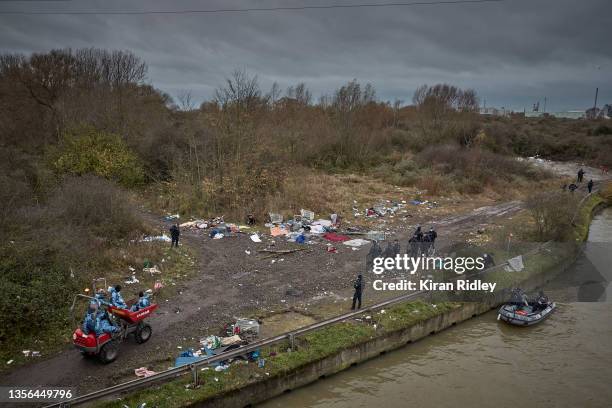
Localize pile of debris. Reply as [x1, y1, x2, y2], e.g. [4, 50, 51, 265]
[174, 318, 261, 369]
[179, 216, 255, 240]
[179, 216, 226, 230]
[256, 208, 393, 256]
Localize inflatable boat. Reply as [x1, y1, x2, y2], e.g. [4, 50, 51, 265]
[497, 301, 556, 326]
[497, 289, 556, 326]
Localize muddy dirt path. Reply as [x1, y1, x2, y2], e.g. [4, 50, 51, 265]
[1, 159, 609, 395]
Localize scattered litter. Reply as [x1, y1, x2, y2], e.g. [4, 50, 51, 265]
[343, 238, 370, 247]
[213, 233, 224, 239]
[505, 255, 525, 272]
[270, 226, 289, 236]
[250, 234, 262, 243]
[135, 367, 157, 378]
[6, 360, 13, 365]
[215, 365, 229, 372]
[141, 235, 171, 243]
[326, 246, 338, 254]
[221, 335, 243, 346]
[125, 275, 139, 284]
[231, 318, 260, 338]
[180, 220, 209, 229]
[144, 265, 161, 275]
[164, 214, 180, 221]
[366, 231, 386, 241]
[201, 335, 222, 350]
[322, 232, 350, 242]
[269, 213, 283, 224]
[300, 209, 315, 222]
[312, 219, 332, 227]
[245, 249, 251, 255]
[309, 224, 326, 234]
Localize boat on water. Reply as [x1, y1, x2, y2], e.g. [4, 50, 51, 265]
[498, 289, 556, 326]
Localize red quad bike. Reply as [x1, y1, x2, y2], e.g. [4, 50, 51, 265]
[70, 289, 158, 364]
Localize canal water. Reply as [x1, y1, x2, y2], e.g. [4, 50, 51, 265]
[259, 208, 612, 408]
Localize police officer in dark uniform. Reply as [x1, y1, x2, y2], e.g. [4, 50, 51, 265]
[170, 223, 180, 247]
[351, 275, 363, 310]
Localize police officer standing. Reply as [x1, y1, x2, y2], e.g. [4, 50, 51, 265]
[170, 223, 180, 248]
[351, 274, 363, 310]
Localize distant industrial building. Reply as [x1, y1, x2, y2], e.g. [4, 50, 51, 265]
[479, 107, 512, 117]
[524, 110, 587, 119]
[586, 104, 612, 120]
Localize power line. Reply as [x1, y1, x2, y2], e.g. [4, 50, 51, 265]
[0, 0, 508, 15]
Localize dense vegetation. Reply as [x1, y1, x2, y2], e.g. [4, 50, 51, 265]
[0, 48, 609, 359]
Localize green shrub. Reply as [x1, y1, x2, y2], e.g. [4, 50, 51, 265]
[526, 190, 579, 241]
[592, 124, 612, 136]
[53, 127, 145, 187]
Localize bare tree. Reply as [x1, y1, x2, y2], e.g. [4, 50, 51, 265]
[267, 81, 281, 109]
[413, 83, 480, 141]
[393, 98, 403, 128]
[286, 82, 312, 106]
[176, 90, 195, 111]
[214, 68, 262, 113]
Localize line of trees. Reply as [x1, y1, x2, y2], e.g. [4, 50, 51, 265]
[0, 48, 499, 222]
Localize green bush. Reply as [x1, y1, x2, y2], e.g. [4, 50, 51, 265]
[53, 127, 145, 187]
[0, 176, 146, 362]
[592, 124, 612, 136]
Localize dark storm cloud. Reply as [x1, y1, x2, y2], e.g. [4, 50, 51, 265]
[0, 0, 610, 111]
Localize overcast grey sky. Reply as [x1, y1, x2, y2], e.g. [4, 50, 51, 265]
[1, 0, 610, 111]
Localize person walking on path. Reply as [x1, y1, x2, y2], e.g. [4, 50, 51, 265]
[170, 223, 180, 247]
[588, 179, 594, 193]
[577, 168, 585, 183]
